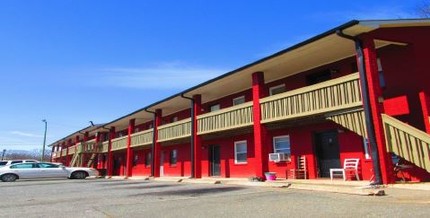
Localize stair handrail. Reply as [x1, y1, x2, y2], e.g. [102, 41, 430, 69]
[382, 114, 430, 172]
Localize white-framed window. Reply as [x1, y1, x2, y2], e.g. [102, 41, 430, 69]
[234, 140, 247, 164]
[363, 138, 371, 159]
[210, 104, 220, 112]
[232, 96, 246, 106]
[273, 135, 291, 156]
[269, 84, 286, 96]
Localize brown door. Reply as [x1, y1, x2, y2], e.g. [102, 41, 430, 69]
[315, 131, 341, 178]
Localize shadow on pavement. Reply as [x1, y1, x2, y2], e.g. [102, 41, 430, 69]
[129, 186, 246, 197]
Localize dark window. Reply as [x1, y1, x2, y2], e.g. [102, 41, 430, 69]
[0, 161, 7, 166]
[145, 153, 152, 167]
[38, 163, 60, 168]
[306, 70, 332, 85]
[10, 163, 34, 169]
[170, 149, 177, 166]
[11, 161, 23, 164]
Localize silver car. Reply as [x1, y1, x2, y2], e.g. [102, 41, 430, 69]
[0, 162, 99, 182]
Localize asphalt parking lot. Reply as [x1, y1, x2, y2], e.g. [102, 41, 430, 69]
[1, 178, 430, 218]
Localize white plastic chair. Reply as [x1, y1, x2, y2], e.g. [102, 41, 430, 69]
[330, 158, 360, 181]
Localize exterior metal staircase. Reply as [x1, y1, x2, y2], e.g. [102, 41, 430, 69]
[382, 114, 430, 173]
[327, 110, 430, 173]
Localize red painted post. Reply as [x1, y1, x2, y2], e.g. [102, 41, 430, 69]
[50, 146, 55, 162]
[361, 36, 394, 184]
[95, 132, 101, 169]
[61, 142, 66, 165]
[419, 91, 430, 134]
[126, 119, 135, 178]
[252, 72, 269, 179]
[107, 127, 116, 178]
[153, 109, 162, 177]
[66, 139, 72, 166]
[193, 94, 202, 178]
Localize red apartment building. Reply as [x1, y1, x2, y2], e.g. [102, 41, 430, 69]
[50, 19, 430, 184]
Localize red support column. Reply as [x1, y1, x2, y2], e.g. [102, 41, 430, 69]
[362, 36, 394, 184]
[252, 72, 269, 179]
[126, 119, 135, 178]
[153, 109, 162, 177]
[193, 94, 203, 178]
[66, 139, 73, 166]
[50, 145, 55, 162]
[419, 91, 430, 134]
[61, 142, 66, 165]
[80, 132, 89, 167]
[95, 132, 102, 169]
[107, 127, 116, 178]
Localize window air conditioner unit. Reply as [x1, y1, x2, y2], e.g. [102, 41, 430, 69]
[269, 153, 287, 163]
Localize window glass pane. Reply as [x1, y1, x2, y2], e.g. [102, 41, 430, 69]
[269, 85, 286, 96]
[11, 163, 34, 169]
[210, 104, 220, 112]
[145, 153, 152, 167]
[170, 149, 177, 165]
[236, 143, 247, 153]
[274, 136, 291, 154]
[236, 153, 247, 163]
[38, 163, 59, 168]
[233, 96, 245, 105]
[235, 141, 247, 163]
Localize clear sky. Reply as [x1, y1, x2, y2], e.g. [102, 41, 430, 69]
[0, 0, 424, 151]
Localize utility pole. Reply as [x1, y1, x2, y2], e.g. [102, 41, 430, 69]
[1, 149, 5, 160]
[42, 119, 48, 161]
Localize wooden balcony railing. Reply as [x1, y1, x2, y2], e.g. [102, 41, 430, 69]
[260, 73, 362, 123]
[131, 129, 153, 147]
[53, 151, 62, 157]
[101, 141, 109, 153]
[68, 145, 76, 155]
[111, 135, 128, 151]
[82, 139, 97, 153]
[61, 149, 67, 156]
[158, 119, 191, 142]
[197, 102, 254, 135]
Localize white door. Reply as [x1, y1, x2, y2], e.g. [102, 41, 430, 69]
[160, 152, 164, 177]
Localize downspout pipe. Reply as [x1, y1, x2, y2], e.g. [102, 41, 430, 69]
[145, 109, 157, 177]
[336, 29, 382, 185]
[180, 94, 195, 178]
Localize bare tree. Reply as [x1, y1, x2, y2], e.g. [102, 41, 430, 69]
[417, 1, 430, 18]
[3, 149, 51, 161]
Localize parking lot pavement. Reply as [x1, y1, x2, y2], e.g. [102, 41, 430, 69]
[1, 178, 430, 218]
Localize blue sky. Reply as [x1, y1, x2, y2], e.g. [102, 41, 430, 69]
[0, 0, 423, 151]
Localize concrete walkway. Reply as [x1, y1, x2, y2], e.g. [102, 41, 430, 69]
[125, 176, 430, 197]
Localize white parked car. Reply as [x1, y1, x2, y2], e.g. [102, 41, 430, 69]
[0, 162, 99, 182]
